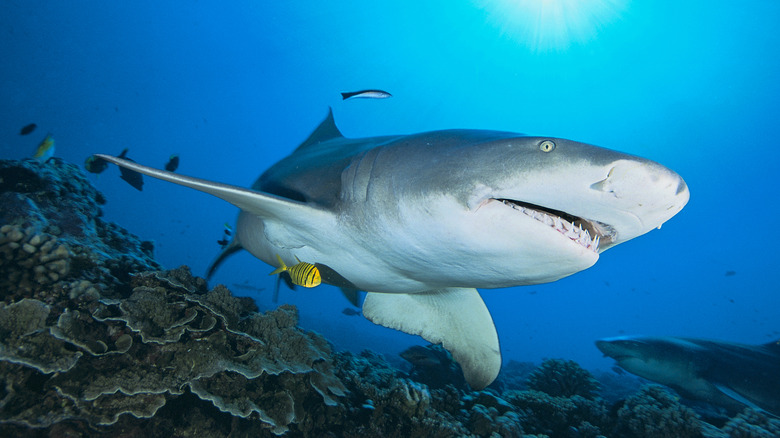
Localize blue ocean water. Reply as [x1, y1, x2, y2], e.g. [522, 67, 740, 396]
[1, 0, 778, 374]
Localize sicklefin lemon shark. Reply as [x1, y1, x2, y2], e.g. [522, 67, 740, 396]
[596, 336, 780, 416]
[96, 109, 689, 389]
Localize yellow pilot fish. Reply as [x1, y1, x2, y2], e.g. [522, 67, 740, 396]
[269, 254, 321, 288]
[33, 134, 55, 162]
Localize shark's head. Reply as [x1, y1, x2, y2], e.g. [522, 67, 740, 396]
[459, 135, 689, 252]
[595, 336, 703, 386]
[364, 132, 689, 288]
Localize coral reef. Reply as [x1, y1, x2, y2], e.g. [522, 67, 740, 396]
[613, 385, 703, 438]
[0, 263, 349, 435]
[0, 157, 772, 437]
[334, 350, 468, 437]
[399, 344, 468, 390]
[504, 389, 610, 437]
[462, 391, 526, 437]
[0, 158, 159, 301]
[0, 159, 346, 436]
[526, 358, 600, 399]
[592, 367, 644, 405]
[489, 359, 537, 393]
[721, 408, 780, 438]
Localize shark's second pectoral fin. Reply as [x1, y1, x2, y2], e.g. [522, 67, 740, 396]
[362, 288, 501, 390]
[206, 237, 243, 281]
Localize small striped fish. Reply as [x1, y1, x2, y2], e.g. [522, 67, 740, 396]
[269, 254, 321, 288]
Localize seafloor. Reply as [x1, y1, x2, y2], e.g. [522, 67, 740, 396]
[0, 157, 777, 437]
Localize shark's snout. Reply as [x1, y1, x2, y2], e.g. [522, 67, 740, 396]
[595, 338, 647, 367]
[589, 159, 688, 201]
[595, 339, 626, 358]
[583, 159, 689, 249]
[675, 177, 688, 196]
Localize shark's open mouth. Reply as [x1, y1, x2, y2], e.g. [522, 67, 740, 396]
[497, 199, 615, 252]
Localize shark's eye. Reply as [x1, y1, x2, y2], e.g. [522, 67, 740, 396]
[539, 140, 556, 153]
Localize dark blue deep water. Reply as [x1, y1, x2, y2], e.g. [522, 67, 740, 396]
[2, 1, 778, 373]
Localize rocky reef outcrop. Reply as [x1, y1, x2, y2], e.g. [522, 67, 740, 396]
[1, 157, 776, 437]
[0, 159, 347, 436]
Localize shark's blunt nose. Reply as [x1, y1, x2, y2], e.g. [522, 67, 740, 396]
[675, 178, 688, 196]
[591, 160, 689, 202]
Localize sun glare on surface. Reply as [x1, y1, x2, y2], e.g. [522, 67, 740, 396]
[475, 0, 627, 51]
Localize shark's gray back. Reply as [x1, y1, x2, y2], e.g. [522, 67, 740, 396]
[253, 109, 526, 209]
[689, 339, 780, 415]
[254, 109, 646, 216]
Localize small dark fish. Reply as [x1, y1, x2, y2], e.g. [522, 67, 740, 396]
[19, 123, 37, 136]
[725, 270, 736, 277]
[230, 283, 264, 293]
[117, 148, 144, 191]
[341, 89, 392, 100]
[400, 345, 444, 368]
[269, 254, 321, 288]
[217, 238, 229, 248]
[85, 155, 109, 174]
[611, 366, 626, 375]
[164, 154, 179, 172]
[342, 308, 361, 316]
[223, 223, 233, 237]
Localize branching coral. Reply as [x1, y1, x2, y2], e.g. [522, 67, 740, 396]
[721, 408, 780, 438]
[526, 358, 600, 399]
[504, 389, 609, 437]
[334, 350, 470, 437]
[463, 391, 525, 437]
[614, 385, 703, 438]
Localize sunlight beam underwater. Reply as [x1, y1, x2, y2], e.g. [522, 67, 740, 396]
[475, 0, 627, 51]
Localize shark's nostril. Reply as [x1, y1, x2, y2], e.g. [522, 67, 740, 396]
[589, 167, 616, 192]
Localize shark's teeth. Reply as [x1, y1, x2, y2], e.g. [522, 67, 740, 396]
[500, 200, 599, 253]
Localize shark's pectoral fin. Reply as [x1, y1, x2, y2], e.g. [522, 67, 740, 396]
[362, 288, 501, 390]
[714, 384, 764, 413]
[94, 155, 324, 223]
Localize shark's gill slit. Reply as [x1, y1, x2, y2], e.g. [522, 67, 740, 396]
[496, 198, 604, 252]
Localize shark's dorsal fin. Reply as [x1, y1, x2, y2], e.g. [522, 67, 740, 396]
[294, 108, 343, 152]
